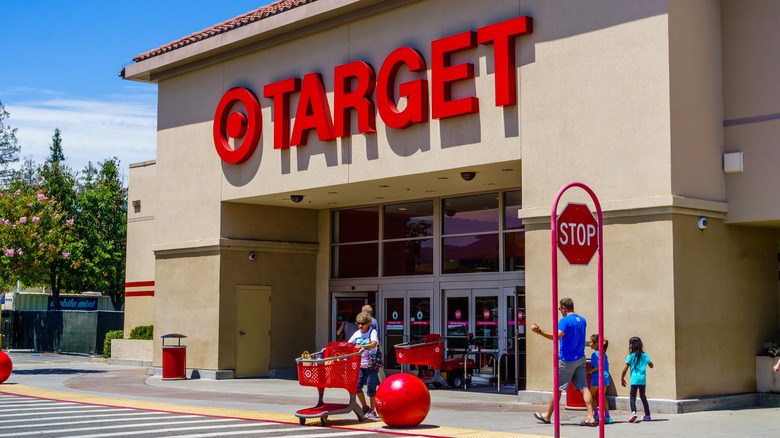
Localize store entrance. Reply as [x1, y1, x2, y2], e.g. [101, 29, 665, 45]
[444, 287, 525, 389]
[382, 290, 433, 372]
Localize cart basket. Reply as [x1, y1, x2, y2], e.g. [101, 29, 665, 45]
[296, 342, 362, 394]
[395, 334, 445, 369]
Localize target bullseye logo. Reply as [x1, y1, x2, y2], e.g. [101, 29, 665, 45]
[213, 87, 262, 164]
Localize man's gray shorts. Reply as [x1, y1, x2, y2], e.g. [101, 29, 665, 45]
[558, 356, 587, 391]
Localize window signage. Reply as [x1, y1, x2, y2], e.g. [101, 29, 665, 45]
[213, 16, 533, 164]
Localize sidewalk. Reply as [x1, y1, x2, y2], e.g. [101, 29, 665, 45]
[2, 352, 780, 437]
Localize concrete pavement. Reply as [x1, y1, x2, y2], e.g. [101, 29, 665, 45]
[2, 352, 780, 437]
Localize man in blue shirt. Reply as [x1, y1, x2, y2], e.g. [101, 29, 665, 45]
[530, 297, 596, 426]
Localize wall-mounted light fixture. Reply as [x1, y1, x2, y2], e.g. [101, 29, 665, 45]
[723, 152, 743, 173]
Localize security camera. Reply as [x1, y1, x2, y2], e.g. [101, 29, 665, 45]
[290, 195, 304, 203]
[248, 252, 256, 261]
[460, 171, 476, 181]
[697, 217, 708, 230]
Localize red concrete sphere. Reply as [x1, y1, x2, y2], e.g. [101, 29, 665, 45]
[375, 373, 430, 427]
[0, 351, 12, 383]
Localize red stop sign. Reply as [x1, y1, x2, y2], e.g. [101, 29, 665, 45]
[556, 203, 599, 265]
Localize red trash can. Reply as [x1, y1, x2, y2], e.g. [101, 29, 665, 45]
[161, 333, 187, 380]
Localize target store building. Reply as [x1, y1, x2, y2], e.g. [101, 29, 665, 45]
[121, 0, 780, 407]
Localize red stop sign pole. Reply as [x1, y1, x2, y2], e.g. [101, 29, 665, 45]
[550, 182, 604, 438]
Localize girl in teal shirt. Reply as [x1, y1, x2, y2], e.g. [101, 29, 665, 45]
[621, 336, 653, 422]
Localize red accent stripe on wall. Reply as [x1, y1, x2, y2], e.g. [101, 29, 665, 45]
[125, 281, 154, 288]
[126, 291, 154, 297]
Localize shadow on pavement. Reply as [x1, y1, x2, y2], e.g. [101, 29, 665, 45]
[12, 368, 106, 376]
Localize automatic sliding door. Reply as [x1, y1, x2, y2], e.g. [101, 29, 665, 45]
[445, 292, 470, 359]
[384, 294, 405, 370]
[383, 290, 433, 371]
[409, 294, 432, 344]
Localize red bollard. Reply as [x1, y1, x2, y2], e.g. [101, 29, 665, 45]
[375, 373, 431, 427]
[0, 351, 13, 383]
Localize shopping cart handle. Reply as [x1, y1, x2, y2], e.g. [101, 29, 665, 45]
[395, 337, 447, 349]
[295, 348, 363, 365]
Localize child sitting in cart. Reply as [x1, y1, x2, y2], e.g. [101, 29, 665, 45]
[348, 312, 380, 420]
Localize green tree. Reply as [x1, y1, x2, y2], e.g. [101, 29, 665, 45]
[71, 158, 127, 310]
[40, 129, 77, 217]
[0, 101, 21, 185]
[0, 187, 75, 297]
[49, 128, 65, 162]
[38, 130, 78, 306]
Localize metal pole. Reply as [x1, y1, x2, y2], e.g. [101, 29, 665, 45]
[551, 187, 563, 438]
[551, 182, 604, 438]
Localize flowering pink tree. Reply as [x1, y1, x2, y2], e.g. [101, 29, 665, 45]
[0, 188, 74, 302]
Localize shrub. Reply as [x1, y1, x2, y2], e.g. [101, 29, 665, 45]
[130, 325, 154, 340]
[103, 330, 124, 358]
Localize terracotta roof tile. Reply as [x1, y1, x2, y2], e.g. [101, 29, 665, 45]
[133, 0, 319, 62]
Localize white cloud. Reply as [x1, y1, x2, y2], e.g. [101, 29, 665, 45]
[4, 92, 157, 177]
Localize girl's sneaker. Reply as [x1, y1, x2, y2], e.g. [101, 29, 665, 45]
[604, 416, 614, 424]
[642, 415, 652, 421]
[629, 412, 637, 423]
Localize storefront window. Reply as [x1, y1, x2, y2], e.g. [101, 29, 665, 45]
[504, 190, 523, 230]
[331, 190, 524, 278]
[504, 231, 525, 271]
[332, 207, 379, 243]
[384, 201, 433, 239]
[383, 239, 434, 276]
[442, 193, 499, 234]
[442, 234, 499, 273]
[332, 243, 378, 278]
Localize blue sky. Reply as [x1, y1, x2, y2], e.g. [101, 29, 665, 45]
[2, 1, 274, 177]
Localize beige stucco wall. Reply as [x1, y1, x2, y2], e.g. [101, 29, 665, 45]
[525, 214, 677, 399]
[519, 1, 671, 215]
[668, 0, 725, 202]
[721, 0, 780, 225]
[124, 161, 157, 333]
[217, 203, 318, 371]
[217, 247, 317, 370]
[152, 252, 221, 369]
[673, 216, 777, 398]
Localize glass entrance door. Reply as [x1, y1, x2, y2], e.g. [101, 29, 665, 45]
[332, 295, 367, 342]
[504, 286, 526, 390]
[383, 290, 433, 371]
[444, 289, 501, 376]
[445, 290, 470, 359]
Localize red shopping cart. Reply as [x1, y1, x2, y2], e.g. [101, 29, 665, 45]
[395, 334, 449, 388]
[295, 342, 365, 426]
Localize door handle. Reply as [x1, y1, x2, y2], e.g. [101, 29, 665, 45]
[238, 331, 246, 336]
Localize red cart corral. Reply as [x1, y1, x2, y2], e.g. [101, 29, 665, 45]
[295, 342, 365, 426]
[395, 334, 449, 388]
